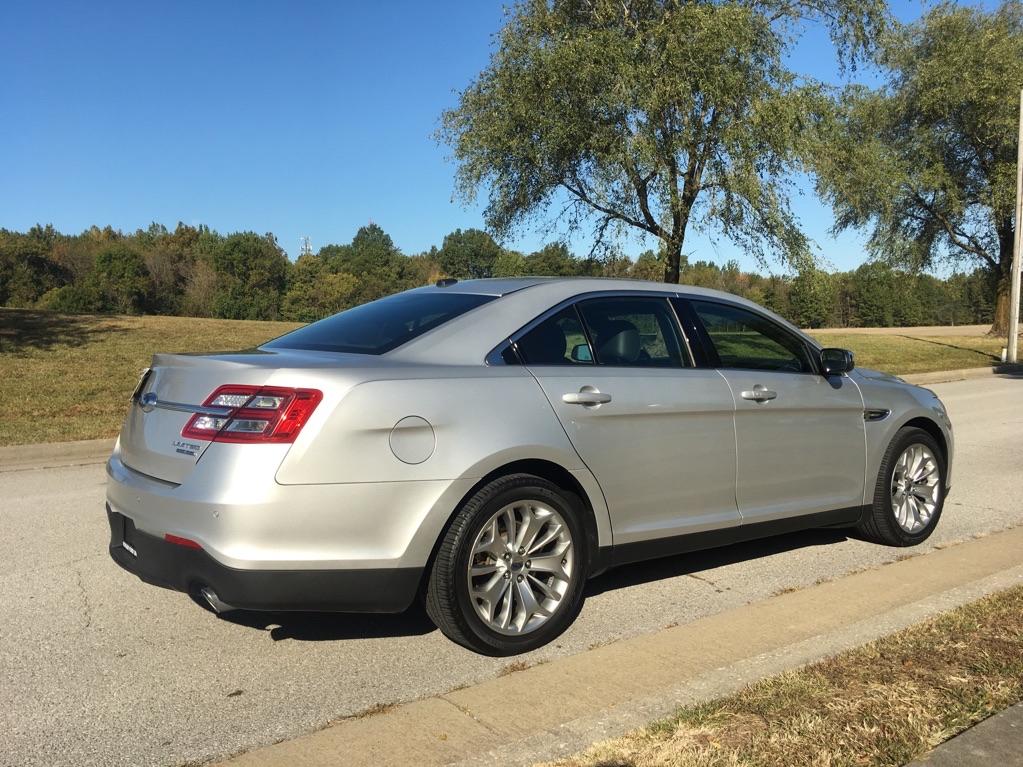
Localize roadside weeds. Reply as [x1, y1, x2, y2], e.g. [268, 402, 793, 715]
[539, 585, 1023, 767]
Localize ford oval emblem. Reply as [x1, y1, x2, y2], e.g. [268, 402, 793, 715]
[140, 392, 158, 412]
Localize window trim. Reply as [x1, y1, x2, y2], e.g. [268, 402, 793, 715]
[680, 297, 823, 376]
[488, 290, 697, 369]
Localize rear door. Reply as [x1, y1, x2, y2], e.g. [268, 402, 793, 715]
[516, 295, 740, 546]
[683, 299, 866, 524]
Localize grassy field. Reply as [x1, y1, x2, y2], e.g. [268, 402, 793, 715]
[542, 585, 1023, 767]
[0, 308, 1007, 446]
[0, 310, 299, 445]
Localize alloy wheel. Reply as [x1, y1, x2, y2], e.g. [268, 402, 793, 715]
[467, 500, 575, 635]
[890, 443, 941, 534]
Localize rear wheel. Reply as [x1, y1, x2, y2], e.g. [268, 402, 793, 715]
[857, 426, 946, 546]
[425, 474, 588, 655]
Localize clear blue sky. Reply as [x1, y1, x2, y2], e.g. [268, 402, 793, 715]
[1, 1, 932, 273]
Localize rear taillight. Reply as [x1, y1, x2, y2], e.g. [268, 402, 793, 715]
[181, 385, 323, 444]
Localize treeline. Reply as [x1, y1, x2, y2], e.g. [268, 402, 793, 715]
[0, 222, 997, 328]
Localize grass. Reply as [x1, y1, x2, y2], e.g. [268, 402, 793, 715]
[0, 309, 299, 445]
[810, 331, 1003, 375]
[0, 308, 1007, 446]
[540, 585, 1023, 767]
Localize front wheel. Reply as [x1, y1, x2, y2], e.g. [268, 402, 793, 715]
[424, 474, 588, 655]
[857, 426, 947, 546]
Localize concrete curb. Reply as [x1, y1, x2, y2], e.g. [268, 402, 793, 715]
[218, 526, 1023, 767]
[901, 364, 1023, 385]
[0, 437, 114, 472]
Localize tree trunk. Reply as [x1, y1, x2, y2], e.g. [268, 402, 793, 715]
[990, 276, 1010, 336]
[662, 237, 683, 283]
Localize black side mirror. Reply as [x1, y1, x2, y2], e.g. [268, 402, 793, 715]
[820, 347, 854, 375]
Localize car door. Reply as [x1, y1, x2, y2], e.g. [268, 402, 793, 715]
[684, 298, 866, 524]
[513, 294, 740, 546]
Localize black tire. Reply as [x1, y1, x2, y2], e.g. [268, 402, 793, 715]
[857, 426, 947, 546]
[424, 473, 589, 655]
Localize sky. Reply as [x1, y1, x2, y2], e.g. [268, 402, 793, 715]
[1, 0, 938, 274]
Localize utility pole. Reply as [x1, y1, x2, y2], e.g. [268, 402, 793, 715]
[1008, 89, 1023, 362]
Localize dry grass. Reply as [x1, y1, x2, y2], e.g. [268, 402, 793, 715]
[809, 331, 1003, 375]
[0, 309, 1006, 445]
[0, 309, 299, 445]
[540, 585, 1023, 767]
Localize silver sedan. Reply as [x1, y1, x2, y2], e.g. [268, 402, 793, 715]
[106, 278, 953, 655]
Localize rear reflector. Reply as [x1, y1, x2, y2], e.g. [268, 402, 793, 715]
[164, 533, 202, 549]
[181, 385, 323, 444]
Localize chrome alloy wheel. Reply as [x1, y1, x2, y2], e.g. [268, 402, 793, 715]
[467, 500, 575, 635]
[890, 443, 941, 533]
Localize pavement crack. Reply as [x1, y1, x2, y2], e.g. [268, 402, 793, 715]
[686, 573, 726, 593]
[439, 695, 497, 734]
[74, 567, 93, 631]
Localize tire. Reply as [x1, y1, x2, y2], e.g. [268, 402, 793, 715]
[857, 426, 947, 547]
[424, 473, 589, 655]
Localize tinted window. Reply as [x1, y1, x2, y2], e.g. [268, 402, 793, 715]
[515, 306, 592, 365]
[691, 301, 812, 373]
[577, 297, 687, 368]
[265, 292, 496, 355]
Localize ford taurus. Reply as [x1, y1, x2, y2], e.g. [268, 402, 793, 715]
[106, 278, 953, 655]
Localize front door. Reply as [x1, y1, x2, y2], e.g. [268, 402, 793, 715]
[687, 299, 866, 524]
[515, 295, 740, 545]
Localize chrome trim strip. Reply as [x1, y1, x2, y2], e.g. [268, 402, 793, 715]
[139, 392, 232, 417]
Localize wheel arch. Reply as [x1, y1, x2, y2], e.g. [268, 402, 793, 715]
[421, 457, 611, 593]
[901, 416, 948, 464]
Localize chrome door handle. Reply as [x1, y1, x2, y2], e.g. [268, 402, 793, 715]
[740, 385, 777, 403]
[562, 390, 612, 406]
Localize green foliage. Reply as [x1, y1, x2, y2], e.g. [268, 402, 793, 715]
[790, 266, 837, 328]
[441, 0, 887, 281]
[436, 228, 502, 279]
[210, 233, 289, 320]
[815, 0, 1023, 331]
[281, 254, 358, 322]
[88, 244, 154, 314]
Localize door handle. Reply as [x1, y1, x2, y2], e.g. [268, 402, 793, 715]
[562, 390, 612, 406]
[740, 385, 777, 403]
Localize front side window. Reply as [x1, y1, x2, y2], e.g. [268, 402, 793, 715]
[515, 306, 592, 365]
[265, 291, 496, 355]
[690, 300, 813, 373]
[576, 297, 687, 368]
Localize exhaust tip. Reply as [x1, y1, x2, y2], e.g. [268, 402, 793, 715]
[199, 586, 235, 614]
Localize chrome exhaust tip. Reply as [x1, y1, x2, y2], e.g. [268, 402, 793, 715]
[199, 586, 235, 614]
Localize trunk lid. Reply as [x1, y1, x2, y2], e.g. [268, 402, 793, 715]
[118, 351, 280, 483]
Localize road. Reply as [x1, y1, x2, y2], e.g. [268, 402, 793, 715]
[2, 375, 1021, 767]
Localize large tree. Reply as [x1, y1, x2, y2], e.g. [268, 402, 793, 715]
[441, 0, 886, 282]
[816, 1, 1023, 335]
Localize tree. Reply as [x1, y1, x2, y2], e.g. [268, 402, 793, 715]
[436, 228, 502, 279]
[88, 244, 153, 314]
[441, 0, 885, 283]
[320, 224, 405, 305]
[281, 254, 359, 322]
[211, 232, 289, 320]
[816, 1, 1023, 334]
[790, 266, 835, 328]
[522, 242, 580, 275]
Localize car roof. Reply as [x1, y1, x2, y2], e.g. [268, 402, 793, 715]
[394, 277, 819, 365]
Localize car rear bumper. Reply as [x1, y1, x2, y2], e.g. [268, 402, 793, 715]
[107, 506, 423, 613]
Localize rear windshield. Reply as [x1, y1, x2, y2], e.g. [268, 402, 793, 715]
[264, 291, 496, 355]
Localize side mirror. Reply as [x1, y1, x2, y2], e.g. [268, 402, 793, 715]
[820, 347, 854, 375]
[570, 343, 593, 362]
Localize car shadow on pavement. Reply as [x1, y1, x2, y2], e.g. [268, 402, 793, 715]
[585, 527, 849, 597]
[205, 598, 437, 642]
[208, 528, 848, 642]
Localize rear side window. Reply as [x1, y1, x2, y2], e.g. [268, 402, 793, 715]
[515, 306, 592, 365]
[690, 300, 813, 373]
[577, 297, 687, 367]
[265, 292, 496, 355]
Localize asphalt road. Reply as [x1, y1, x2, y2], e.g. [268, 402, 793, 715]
[2, 375, 1021, 767]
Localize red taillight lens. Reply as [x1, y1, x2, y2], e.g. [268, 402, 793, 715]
[181, 385, 323, 444]
[164, 533, 203, 549]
